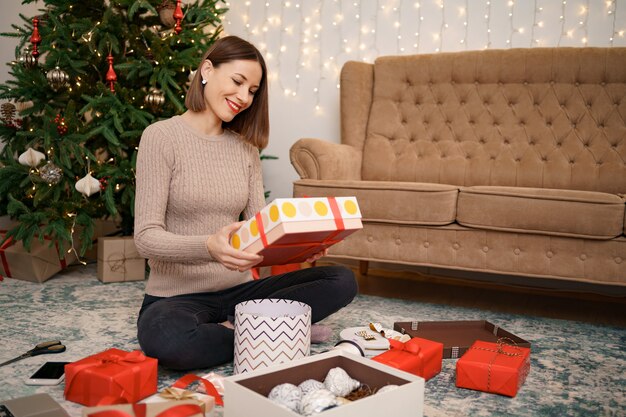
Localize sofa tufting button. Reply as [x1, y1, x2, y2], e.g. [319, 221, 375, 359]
[423, 241, 430, 248]
[367, 236, 374, 242]
[579, 254, 587, 261]
[483, 246, 489, 253]
[546, 251, 554, 258]
[452, 243, 460, 250]
[395, 239, 401, 245]
[514, 248, 521, 255]
[615, 257, 623, 264]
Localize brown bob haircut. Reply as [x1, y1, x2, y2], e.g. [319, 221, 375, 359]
[185, 36, 269, 149]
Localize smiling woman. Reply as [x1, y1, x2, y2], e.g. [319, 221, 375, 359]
[132, 36, 357, 371]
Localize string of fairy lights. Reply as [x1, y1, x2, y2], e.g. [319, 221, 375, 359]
[222, 0, 625, 113]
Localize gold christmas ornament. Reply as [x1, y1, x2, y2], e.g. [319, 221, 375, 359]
[39, 161, 63, 184]
[18, 49, 38, 68]
[18, 147, 46, 167]
[47, 66, 69, 91]
[75, 172, 100, 197]
[145, 88, 165, 111]
[158, 0, 176, 27]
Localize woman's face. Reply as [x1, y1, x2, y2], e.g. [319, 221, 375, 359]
[201, 59, 263, 123]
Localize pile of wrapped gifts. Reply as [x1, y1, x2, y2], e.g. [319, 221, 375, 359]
[1, 197, 531, 417]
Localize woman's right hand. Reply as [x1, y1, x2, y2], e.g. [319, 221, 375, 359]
[206, 221, 263, 272]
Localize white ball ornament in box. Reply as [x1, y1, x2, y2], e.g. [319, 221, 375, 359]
[18, 147, 46, 167]
[75, 173, 100, 197]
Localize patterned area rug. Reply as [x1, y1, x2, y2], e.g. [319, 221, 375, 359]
[0, 264, 624, 416]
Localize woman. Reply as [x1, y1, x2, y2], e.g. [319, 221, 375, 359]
[134, 36, 357, 370]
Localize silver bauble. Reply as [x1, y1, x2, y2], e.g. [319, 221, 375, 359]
[47, 66, 69, 91]
[39, 161, 63, 184]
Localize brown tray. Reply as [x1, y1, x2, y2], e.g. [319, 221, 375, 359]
[393, 320, 531, 359]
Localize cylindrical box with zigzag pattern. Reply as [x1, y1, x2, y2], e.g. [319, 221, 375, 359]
[233, 299, 311, 374]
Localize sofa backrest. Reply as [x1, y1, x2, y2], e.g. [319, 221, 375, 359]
[346, 48, 626, 194]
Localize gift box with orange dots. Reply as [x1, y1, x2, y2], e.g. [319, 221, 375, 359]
[229, 197, 362, 267]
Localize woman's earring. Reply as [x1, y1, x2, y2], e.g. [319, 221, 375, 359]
[201, 79, 207, 86]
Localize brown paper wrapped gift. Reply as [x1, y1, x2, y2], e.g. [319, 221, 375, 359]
[97, 236, 145, 282]
[82, 401, 204, 417]
[0, 233, 76, 283]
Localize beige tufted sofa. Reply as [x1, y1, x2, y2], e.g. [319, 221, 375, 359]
[290, 47, 626, 287]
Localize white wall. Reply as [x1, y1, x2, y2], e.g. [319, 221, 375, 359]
[2, 1, 625, 199]
[223, 0, 626, 199]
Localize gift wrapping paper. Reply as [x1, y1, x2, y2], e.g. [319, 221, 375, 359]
[233, 299, 311, 374]
[0, 232, 75, 283]
[97, 237, 145, 283]
[373, 337, 443, 380]
[456, 339, 531, 397]
[229, 197, 362, 267]
[64, 348, 158, 406]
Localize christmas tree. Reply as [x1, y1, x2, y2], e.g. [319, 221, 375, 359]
[0, 0, 227, 258]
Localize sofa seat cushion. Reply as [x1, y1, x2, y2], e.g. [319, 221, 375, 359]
[457, 186, 625, 239]
[293, 179, 458, 225]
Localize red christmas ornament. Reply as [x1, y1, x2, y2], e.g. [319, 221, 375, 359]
[54, 113, 68, 135]
[173, 0, 184, 34]
[30, 18, 42, 60]
[106, 53, 117, 92]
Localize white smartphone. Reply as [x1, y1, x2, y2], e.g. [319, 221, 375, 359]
[25, 361, 70, 385]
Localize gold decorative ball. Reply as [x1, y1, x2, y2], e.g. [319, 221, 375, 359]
[145, 88, 165, 111]
[18, 49, 38, 68]
[46, 66, 69, 91]
[158, 0, 176, 27]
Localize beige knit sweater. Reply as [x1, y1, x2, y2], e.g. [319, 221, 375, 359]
[134, 115, 265, 297]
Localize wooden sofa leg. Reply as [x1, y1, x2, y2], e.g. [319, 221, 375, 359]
[359, 260, 369, 275]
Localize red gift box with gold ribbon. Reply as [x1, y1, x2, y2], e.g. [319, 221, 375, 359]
[64, 348, 158, 406]
[230, 197, 362, 267]
[456, 339, 531, 397]
[0, 231, 75, 283]
[372, 337, 443, 380]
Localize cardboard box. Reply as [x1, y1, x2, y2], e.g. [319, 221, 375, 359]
[0, 233, 76, 283]
[65, 348, 157, 406]
[394, 320, 531, 359]
[224, 350, 424, 417]
[230, 197, 362, 267]
[456, 340, 531, 397]
[97, 236, 145, 282]
[83, 401, 203, 417]
[372, 337, 443, 380]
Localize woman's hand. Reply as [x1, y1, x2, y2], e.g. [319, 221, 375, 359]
[306, 248, 328, 264]
[206, 221, 263, 272]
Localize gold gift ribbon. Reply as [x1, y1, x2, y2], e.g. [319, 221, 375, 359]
[471, 337, 522, 391]
[158, 388, 206, 412]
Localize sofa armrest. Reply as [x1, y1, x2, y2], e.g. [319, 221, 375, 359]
[290, 138, 362, 180]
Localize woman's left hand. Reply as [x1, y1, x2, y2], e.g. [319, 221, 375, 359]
[306, 248, 328, 264]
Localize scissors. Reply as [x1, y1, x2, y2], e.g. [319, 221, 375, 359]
[0, 340, 66, 368]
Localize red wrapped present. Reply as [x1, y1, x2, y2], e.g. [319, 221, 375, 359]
[456, 339, 531, 397]
[372, 337, 443, 380]
[64, 348, 158, 406]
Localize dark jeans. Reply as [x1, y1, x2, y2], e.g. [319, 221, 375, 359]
[137, 265, 357, 371]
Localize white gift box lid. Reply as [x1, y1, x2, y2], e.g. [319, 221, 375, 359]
[223, 350, 424, 417]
